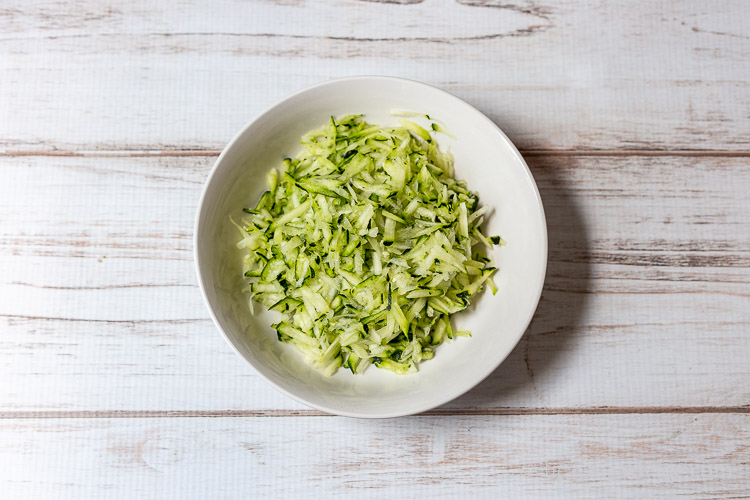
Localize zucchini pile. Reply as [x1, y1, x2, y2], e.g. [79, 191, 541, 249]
[236, 114, 501, 376]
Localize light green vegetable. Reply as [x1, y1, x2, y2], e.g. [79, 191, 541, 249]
[236, 114, 500, 376]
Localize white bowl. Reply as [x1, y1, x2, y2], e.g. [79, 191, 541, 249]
[195, 76, 547, 418]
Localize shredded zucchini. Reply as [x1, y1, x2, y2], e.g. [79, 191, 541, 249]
[235, 114, 501, 376]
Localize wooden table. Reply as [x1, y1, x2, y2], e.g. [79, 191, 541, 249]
[2, 1, 749, 497]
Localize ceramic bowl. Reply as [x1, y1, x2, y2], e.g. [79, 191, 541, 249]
[194, 76, 547, 418]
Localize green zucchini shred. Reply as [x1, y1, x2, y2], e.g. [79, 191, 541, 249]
[236, 114, 500, 376]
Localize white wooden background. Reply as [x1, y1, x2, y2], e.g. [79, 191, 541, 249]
[1, 1, 749, 498]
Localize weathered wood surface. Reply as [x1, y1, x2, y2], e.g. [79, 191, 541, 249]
[2, 0, 750, 497]
[2, 154, 748, 413]
[2, 415, 749, 498]
[1, 0, 749, 152]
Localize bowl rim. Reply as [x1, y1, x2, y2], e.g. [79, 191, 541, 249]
[194, 75, 548, 418]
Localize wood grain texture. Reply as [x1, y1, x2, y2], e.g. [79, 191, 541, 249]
[2, 415, 749, 498]
[1, 154, 748, 412]
[1, 1, 749, 152]
[2, 2, 750, 494]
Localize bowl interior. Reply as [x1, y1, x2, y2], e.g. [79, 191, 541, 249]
[195, 77, 547, 418]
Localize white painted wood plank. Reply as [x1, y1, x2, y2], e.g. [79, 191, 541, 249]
[1, 414, 749, 498]
[1, 154, 748, 411]
[1, 1, 749, 151]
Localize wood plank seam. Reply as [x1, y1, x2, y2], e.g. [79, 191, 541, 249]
[3, 150, 750, 158]
[2, 407, 748, 419]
